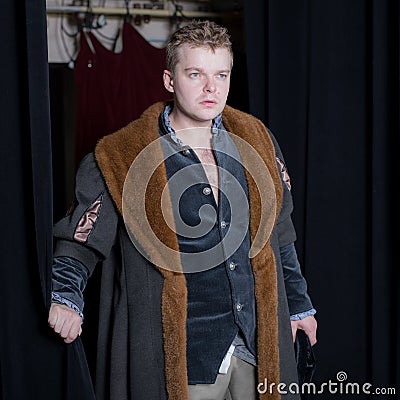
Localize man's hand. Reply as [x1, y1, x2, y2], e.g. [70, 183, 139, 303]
[48, 303, 82, 344]
[291, 315, 317, 346]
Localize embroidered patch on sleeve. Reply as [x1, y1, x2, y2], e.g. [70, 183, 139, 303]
[74, 193, 103, 243]
[276, 157, 291, 191]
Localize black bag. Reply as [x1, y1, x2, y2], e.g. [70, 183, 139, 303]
[294, 330, 316, 385]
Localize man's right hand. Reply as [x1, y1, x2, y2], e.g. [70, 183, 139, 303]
[48, 303, 82, 344]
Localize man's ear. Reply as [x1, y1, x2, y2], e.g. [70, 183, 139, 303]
[163, 70, 174, 93]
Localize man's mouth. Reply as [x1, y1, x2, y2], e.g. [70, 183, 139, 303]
[200, 100, 217, 106]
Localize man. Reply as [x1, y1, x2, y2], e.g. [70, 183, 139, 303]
[49, 20, 317, 400]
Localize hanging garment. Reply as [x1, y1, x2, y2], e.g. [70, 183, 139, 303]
[74, 21, 171, 167]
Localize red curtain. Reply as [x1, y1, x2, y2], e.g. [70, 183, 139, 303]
[74, 21, 171, 167]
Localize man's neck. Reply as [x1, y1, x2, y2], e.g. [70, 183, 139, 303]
[175, 126, 213, 149]
[169, 112, 213, 148]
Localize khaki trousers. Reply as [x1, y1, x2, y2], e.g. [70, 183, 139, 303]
[188, 356, 257, 400]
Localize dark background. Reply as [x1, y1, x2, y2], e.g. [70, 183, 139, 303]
[1, 0, 398, 399]
[244, 2, 398, 398]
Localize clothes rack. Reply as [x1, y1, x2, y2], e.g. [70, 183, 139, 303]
[46, 3, 221, 18]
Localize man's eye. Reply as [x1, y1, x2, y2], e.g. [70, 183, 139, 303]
[218, 73, 228, 79]
[190, 72, 199, 78]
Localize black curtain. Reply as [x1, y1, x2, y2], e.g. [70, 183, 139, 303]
[0, 1, 94, 399]
[244, 0, 399, 398]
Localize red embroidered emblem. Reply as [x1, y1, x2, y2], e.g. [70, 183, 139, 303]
[276, 157, 291, 191]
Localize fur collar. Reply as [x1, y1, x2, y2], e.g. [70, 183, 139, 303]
[95, 102, 282, 400]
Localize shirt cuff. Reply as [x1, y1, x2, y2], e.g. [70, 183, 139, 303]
[290, 308, 317, 321]
[51, 292, 84, 319]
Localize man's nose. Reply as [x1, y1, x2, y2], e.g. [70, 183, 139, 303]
[203, 76, 216, 93]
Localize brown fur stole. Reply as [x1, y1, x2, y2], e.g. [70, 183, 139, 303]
[95, 101, 283, 400]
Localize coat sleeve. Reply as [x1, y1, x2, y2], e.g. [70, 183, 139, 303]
[268, 130, 315, 315]
[53, 152, 119, 275]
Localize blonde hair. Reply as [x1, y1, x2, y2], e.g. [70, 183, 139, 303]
[166, 20, 233, 73]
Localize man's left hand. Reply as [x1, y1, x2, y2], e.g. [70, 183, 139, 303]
[291, 316, 317, 346]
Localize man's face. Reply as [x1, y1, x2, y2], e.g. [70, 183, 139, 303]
[163, 44, 232, 129]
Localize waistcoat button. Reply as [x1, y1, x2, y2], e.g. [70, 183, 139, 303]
[203, 187, 212, 195]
